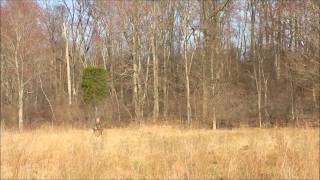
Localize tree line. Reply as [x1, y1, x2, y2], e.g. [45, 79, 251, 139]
[1, 0, 319, 130]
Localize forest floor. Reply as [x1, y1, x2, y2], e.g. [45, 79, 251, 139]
[1, 126, 319, 179]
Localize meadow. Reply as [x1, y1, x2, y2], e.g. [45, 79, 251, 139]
[1, 126, 319, 179]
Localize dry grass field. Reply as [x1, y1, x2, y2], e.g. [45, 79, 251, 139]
[1, 126, 319, 179]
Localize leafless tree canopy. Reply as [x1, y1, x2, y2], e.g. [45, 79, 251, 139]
[1, 0, 319, 130]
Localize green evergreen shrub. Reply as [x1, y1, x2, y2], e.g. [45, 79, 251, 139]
[80, 66, 107, 105]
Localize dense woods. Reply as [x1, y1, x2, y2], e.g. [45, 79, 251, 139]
[1, 0, 319, 130]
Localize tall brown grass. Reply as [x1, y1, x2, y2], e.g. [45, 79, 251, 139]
[1, 126, 319, 179]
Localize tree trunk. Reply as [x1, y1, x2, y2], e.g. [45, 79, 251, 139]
[14, 41, 24, 131]
[152, 3, 159, 121]
[202, 74, 208, 120]
[212, 105, 217, 130]
[186, 70, 191, 125]
[133, 43, 140, 120]
[163, 4, 174, 119]
[132, 0, 142, 120]
[210, 46, 217, 130]
[258, 86, 262, 128]
[275, 2, 282, 80]
[63, 23, 72, 106]
[0, 61, 4, 130]
[250, 0, 262, 128]
[312, 82, 318, 110]
[289, 68, 296, 123]
[18, 87, 24, 131]
[163, 46, 169, 118]
[254, 55, 263, 129]
[39, 75, 56, 128]
[200, 1, 208, 122]
[263, 75, 269, 122]
[137, 36, 144, 119]
[209, 1, 218, 130]
[183, 15, 191, 125]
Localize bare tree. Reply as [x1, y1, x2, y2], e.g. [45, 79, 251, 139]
[1, 1, 45, 130]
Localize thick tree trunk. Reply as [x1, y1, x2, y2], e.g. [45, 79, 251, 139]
[163, 4, 174, 119]
[200, 1, 208, 122]
[63, 23, 72, 106]
[210, 47, 217, 130]
[132, 0, 142, 120]
[14, 43, 24, 131]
